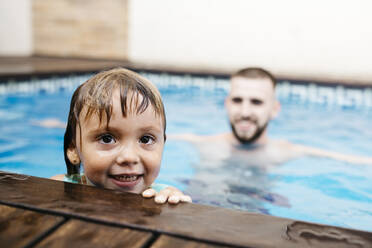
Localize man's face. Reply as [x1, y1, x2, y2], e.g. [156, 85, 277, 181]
[225, 76, 279, 144]
[71, 89, 165, 194]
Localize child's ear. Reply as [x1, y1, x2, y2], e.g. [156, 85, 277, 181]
[67, 147, 81, 165]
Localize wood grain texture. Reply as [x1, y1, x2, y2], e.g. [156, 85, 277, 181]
[0, 204, 64, 248]
[36, 219, 152, 248]
[152, 235, 231, 248]
[0, 171, 371, 248]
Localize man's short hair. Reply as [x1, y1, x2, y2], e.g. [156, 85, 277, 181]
[231, 67, 276, 87]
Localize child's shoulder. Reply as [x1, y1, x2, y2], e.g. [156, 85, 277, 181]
[50, 174, 65, 181]
[51, 174, 88, 184]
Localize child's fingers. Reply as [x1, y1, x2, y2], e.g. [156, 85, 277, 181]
[180, 195, 192, 203]
[154, 188, 171, 204]
[168, 194, 181, 204]
[165, 187, 185, 204]
[142, 188, 156, 198]
[153, 187, 192, 204]
[168, 194, 192, 204]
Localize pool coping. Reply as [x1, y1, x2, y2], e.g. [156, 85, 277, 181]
[0, 171, 371, 248]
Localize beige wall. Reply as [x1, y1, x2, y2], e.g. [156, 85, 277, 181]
[1, 0, 372, 83]
[0, 1, 32, 56]
[33, 0, 128, 59]
[128, 0, 372, 83]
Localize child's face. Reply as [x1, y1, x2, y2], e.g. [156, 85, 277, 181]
[72, 89, 165, 194]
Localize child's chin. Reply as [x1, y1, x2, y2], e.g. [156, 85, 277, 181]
[114, 184, 144, 194]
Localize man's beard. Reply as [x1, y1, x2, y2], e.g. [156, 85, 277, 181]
[231, 120, 268, 144]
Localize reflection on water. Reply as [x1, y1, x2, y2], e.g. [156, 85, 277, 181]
[184, 155, 290, 214]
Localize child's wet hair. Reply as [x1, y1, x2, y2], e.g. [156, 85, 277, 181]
[64, 68, 166, 175]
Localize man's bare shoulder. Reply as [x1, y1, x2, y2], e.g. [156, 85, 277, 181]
[268, 139, 304, 154]
[169, 133, 231, 143]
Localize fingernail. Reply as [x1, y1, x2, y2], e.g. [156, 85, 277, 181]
[155, 195, 166, 203]
[169, 195, 179, 204]
[142, 191, 151, 197]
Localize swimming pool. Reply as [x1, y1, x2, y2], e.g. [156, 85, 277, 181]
[1, 72, 371, 232]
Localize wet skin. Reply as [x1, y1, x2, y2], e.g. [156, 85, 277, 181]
[70, 89, 165, 194]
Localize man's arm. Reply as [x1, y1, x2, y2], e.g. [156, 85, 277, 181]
[167, 133, 205, 143]
[292, 143, 372, 165]
[31, 118, 66, 128]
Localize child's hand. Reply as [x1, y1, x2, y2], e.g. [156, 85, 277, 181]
[142, 186, 192, 204]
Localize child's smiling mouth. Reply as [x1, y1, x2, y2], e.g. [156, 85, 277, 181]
[112, 174, 140, 181]
[109, 174, 143, 188]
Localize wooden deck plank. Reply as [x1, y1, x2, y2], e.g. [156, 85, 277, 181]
[152, 235, 231, 248]
[35, 219, 153, 248]
[0, 171, 371, 248]
[0, 204, 64, 248]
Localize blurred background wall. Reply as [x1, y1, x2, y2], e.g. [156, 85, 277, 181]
[33, 0, 128, 59]
[0, 0, 32, 56]
[1, 0, 372, 83]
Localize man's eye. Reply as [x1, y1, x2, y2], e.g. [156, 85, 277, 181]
[139, 135, 155, 145]
[231, 97, 242, 103]
[251, 99, 263, 105]
[98, 134, 115, 144]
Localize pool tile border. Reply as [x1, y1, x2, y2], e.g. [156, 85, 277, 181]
[1, 71, 372, 109]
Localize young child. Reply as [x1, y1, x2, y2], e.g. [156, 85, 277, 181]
[52, 68, 191, 204]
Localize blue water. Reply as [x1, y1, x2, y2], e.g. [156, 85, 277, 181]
[0, 73, 371, 232]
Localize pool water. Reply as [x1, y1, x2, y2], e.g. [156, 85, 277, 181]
[1, 72, 371, 232]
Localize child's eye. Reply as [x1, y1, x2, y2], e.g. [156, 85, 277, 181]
[139, 135, 155, 145]
[98, 134, 116, 144]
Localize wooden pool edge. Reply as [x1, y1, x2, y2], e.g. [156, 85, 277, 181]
[0, 171, 371, 248]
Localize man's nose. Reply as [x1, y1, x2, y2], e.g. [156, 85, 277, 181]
[116, 143, 140, 166]
[240, 101, 252, 117]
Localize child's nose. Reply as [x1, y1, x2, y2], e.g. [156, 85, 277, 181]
[116, 144, 140, 166]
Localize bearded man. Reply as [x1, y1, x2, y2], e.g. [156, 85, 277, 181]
[172, 67, 372, 168]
